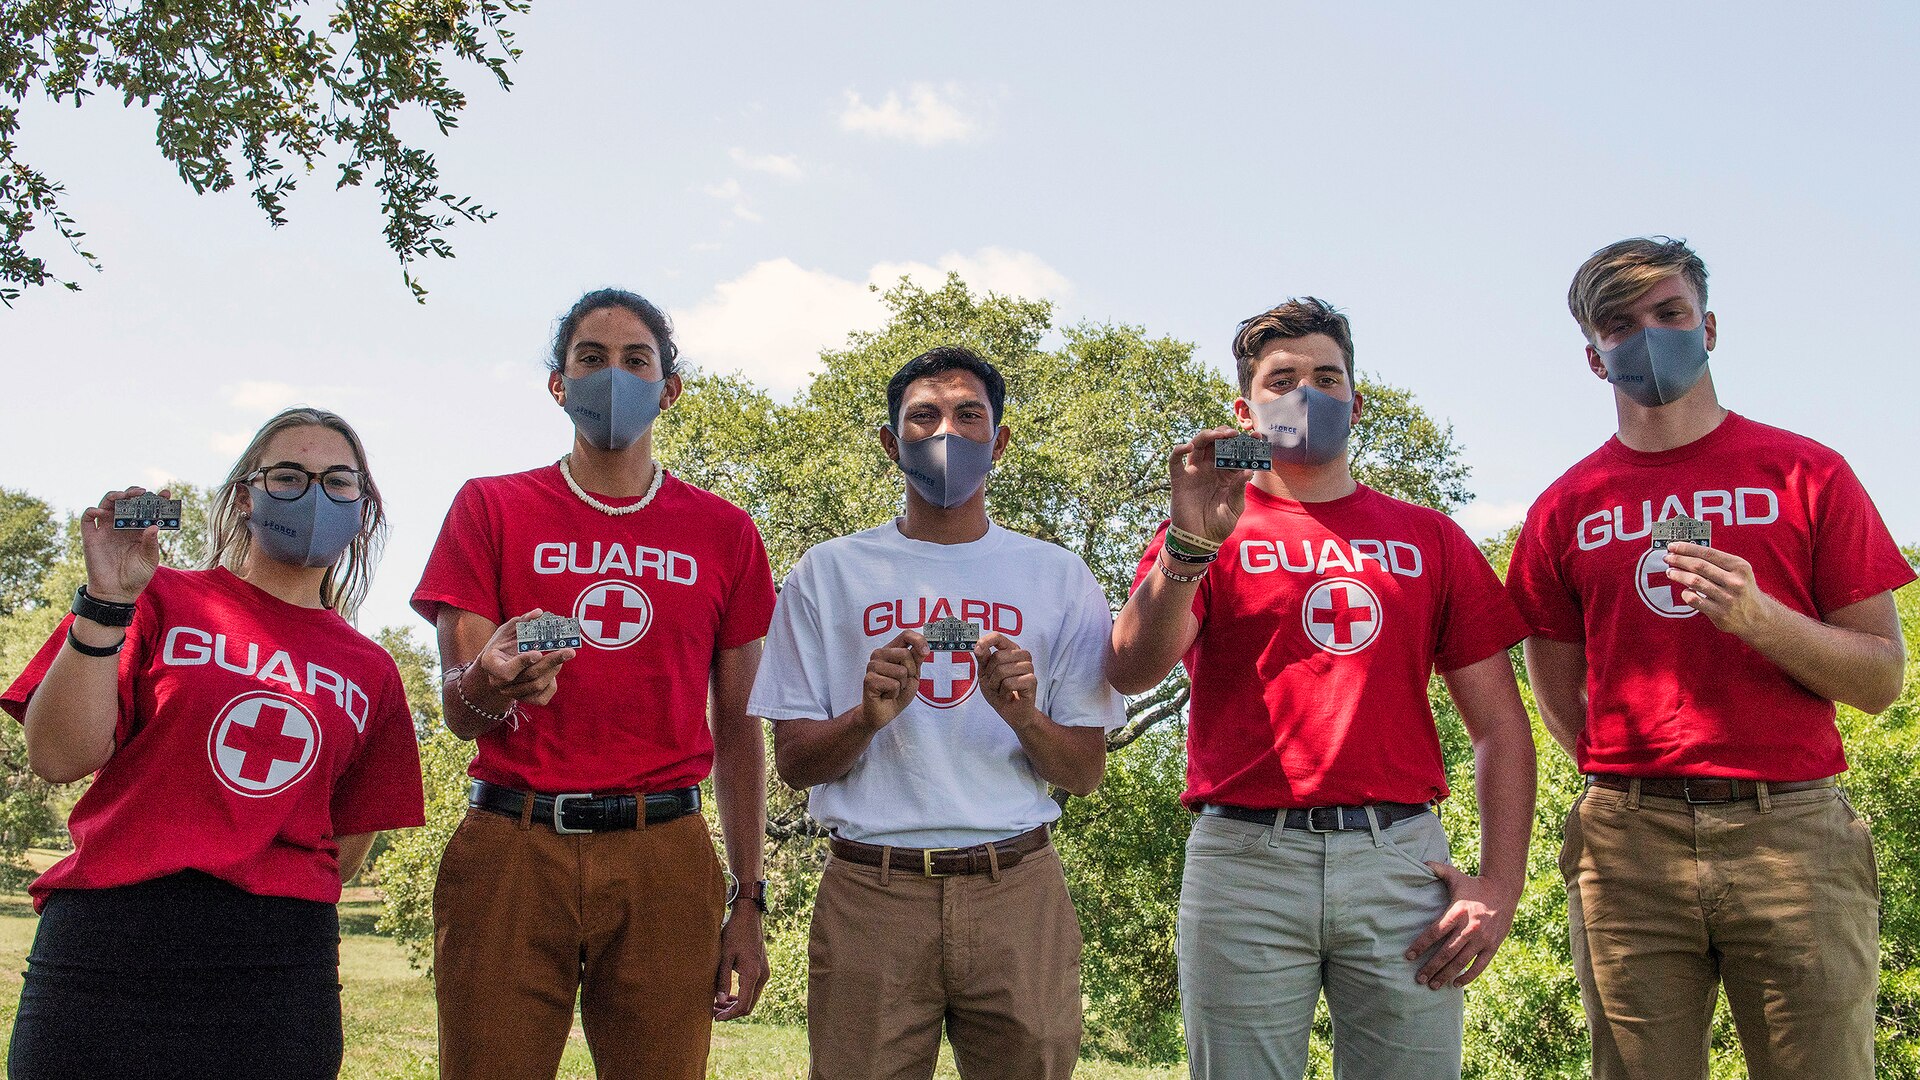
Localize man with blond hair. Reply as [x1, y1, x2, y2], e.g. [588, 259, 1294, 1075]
[1507, 237, 1912, 1080]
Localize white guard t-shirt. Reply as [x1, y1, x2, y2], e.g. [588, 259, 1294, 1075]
[748, 521, 1126, 847]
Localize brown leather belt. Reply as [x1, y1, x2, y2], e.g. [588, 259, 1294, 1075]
[829, 825, 1051, 877]
[1586, 774, 1836, 804]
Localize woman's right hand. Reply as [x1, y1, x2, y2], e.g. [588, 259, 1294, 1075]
[1169, 429, 1253, 544]
[78, 487, 166, 604]
[470, 610, 577, 709]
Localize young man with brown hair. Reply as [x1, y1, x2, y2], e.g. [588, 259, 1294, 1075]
[752, 346, 1123, 1080]
[1110, 299, 1536, 1080]
[1507, 237, 1912, 1080]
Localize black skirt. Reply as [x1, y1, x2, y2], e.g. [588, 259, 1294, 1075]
[8, 870, 344, 1080]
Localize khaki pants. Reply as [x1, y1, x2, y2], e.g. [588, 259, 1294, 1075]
[431, 807, 726, 1080]
[806, 844, 1084, 1080]
[1177, 811, 1465, 1080]
[1560, 783, 1880, 1080]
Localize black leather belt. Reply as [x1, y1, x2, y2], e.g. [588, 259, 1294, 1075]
[829, 825, 1052, 877]
[469, 779, 700, 834]
[1200, 800, 1433, 832]
[1586, 774, 1836, 804]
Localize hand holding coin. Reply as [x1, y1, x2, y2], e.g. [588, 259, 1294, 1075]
[474, 609, 577, 708]
[1660, 542, 1775, 640]
[79, 486, 168, 605]
[861, 630, 928, 732]
[1170, 428, 1253, 545]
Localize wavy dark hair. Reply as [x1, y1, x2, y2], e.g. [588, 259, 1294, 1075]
[548, 288, 679, 377]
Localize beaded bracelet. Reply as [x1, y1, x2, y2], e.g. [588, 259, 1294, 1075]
[444, 662, 523, 730]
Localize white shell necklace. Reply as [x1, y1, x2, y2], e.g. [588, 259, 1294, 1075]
[559, 453, 664, 517]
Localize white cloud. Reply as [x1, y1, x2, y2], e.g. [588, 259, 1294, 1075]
[839, 83, 981, 146]
[1451, 499, 1530, 540]
[700, 177, 760, 223]
[870, 247, 1072, 303]
[728, 147, 802, 180]
[675, 249, 1070, 398]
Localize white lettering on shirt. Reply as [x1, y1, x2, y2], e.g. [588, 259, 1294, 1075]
[1572, 489, 1782, 551]
[532, 541, 698, 585]
[162, 625, 368, 731]
[1237, 539, 1425, 579]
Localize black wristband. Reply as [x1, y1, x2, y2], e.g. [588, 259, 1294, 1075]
[72, 585, 137, 628]
[67, 625, 125, 657]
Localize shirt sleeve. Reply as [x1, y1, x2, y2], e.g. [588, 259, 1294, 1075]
[1045, 563, 1128, 730]
[1808, 458, 1917, 616]
[1434, 519, 1533, 672]
[4, 600, 158, 751]
[745, 560, 835, 722]
[1504, 499, 1585, 643]
[410, 479, 504, 627]
[330, 665, 427, 836]
[716, 516, 778, 651]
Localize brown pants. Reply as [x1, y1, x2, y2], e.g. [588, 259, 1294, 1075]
[431, 807, 725, 1080]
[806, 844, 1084, 1080]
[1560, 782, 1879, 1080]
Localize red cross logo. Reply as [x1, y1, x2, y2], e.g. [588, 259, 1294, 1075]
[207, 693, 320, 797]
[1634, 548, 1698, 619]
[573, 579, 654, 650]
[1301, 577, 1383, 654]
[917, 648, 978, 709]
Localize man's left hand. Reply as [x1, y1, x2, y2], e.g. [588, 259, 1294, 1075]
[713, 906, 769, 1020]
[1660, 542, 1777, 640]
[1405, 865, 1519, 989]
[976, 633, 1039, 728]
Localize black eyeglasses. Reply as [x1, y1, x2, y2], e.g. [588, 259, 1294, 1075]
[246, 463, 364, 503]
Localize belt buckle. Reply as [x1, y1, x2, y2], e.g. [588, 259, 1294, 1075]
[1682, 778, 1737, 805]
[1305, 806, 1342, 833]
[921, 847, 957, 877]
[551, 792, 594, 834]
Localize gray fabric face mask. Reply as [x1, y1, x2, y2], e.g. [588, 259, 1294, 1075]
[1600, 325, 1709, 407]
[562, 368, 665, 450]
[248, 486, 364, 569]
[1247, 385, 1353, 466]
[890, 429, 997, 508]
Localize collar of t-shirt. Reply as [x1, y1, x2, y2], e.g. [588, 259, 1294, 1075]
[204, 566, 345, 628]
[1600, 410, 1744, 468]
[1241, 480, 1373, 516]
[877, 518, 1011, 561]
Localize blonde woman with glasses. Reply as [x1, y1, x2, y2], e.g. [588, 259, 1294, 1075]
[4, 407, 426, 1080]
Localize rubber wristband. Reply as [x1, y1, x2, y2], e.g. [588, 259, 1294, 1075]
[72, 585, 137, 628]
[67, 625, 125, 657]
[1157, 554, 1206, 584]
[1167, 524, 1223, 554]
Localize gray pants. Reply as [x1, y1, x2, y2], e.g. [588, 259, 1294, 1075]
[1177, 810, 1465, 1080]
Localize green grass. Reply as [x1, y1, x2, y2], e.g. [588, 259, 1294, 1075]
[0, 900, 1183, 1079]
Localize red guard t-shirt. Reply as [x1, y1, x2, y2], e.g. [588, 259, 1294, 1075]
[1, 566, 426, 911]
[1506, 412, 1915, 780]
[1132, 483, 1529, 810]
[411, 466, 776, 794]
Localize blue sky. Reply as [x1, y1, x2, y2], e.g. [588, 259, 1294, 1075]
[4, 2, 1917, 636]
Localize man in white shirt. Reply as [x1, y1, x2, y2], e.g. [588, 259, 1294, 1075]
[749, 346, 1125, 1080]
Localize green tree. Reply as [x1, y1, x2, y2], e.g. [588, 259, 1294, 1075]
[0, 488, 60, 618]
[1, 0, 526, 303]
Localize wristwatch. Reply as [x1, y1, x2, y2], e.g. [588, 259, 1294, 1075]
[72, 584, 137, 628]
[734, 878, 769, 913]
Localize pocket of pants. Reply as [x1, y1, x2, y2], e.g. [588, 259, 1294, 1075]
[1184, 815, 1268, 858]
[1375, 814, 1447, 880]
[1837, 789, 1882, 908]
[1556, 790, 1587, 883]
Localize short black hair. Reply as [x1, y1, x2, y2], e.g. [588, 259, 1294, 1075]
[885, 346, 1006, 427]
[549, 288, 679, 378]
